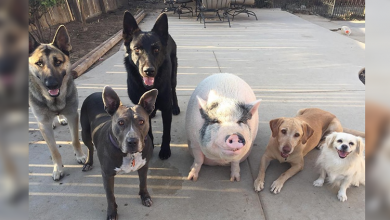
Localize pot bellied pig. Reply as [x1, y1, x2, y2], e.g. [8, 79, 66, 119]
[185, 73, 261, 181]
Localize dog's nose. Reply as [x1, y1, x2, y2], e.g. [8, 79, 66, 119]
[44, 76, 59, 89]
[143, 67, 155, 76]
[341, 144, 348, 150]
[127, 138, 138, 147]
[282, 145, 291, 153]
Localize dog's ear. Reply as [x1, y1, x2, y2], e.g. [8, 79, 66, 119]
[325, 132, 337, 148]
[29, 33, 40, 55]
[301, 122, 314, 144]
[152, 13, 169, 44]
[270, 118, 284, 138]
[103, 86, 121, 115]
[52, 25, 72, 56]
[138, 89, 158, 115]
[123, 11, 140, 45]
[355, 137, 365, 155]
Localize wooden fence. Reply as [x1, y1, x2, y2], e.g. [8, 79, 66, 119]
[33, 0, 121, 29]
[255, 0, 365, 19]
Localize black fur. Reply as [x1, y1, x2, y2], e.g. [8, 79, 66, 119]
[237, 103, 252, 124]
[80, 89, 155, 220]
[123, 12, 180, 160]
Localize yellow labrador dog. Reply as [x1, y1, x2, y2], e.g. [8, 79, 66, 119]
[313, 132, 365, 202]
[254, 108, 344, 194]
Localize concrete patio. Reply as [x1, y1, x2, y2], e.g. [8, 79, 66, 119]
[29, 9, 365, 220]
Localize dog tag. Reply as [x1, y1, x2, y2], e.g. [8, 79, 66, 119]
[114, 152, 146, 174]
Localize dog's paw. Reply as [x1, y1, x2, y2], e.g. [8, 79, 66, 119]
[313, 179, 324, 187]
[106, 213, 118, 220]
[140, 195, 153, 207]
[58, 117, 68, 126]
[187, 169, 199, 181]
[230, 172, 240, 182]
[254, 178, 264, 192]
[159, 147, 171, 160]
[172, 105, 180, 115]
[82, 163, 93, 171]
[270, 179, 284, 194]
[337, 191, 348, 202]
[52, 170, 64, 181]
[76, 154, 87, 164]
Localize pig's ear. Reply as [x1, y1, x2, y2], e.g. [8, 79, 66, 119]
[207, 90, 219, 104]
[103, 86, 121, 116]
[197, 96, 207, 110]
[247, 99, 261, 116]
[138, 89, 158, 115]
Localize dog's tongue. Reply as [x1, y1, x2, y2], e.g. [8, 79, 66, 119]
[338, 150, 348, 158]
[48, 89, 59, 96]
[143, 77, 154, 86]
[281, 152, 289, 159]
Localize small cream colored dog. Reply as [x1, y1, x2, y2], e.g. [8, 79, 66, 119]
[313, 132, 365, 202]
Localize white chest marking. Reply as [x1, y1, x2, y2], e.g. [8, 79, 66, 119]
[114, 152, 146, 174]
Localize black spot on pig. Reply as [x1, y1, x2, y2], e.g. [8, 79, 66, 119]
[237, 103, 252, 124]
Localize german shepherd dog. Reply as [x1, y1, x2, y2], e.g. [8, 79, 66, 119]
[29, 26, 86, 180]
[123, 12, 180, 160]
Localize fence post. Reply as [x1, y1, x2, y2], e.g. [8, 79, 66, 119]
[98, 0, 107, 13]
[330, 0, 336, 19]
[67, 0, 82, 22]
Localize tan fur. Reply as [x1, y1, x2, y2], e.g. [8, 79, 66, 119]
[29, 26, 86, 181]
[254, 108, 343, 194]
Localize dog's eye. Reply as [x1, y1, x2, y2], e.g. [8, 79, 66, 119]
[337, 139, 343, 143]
[349, 142, 354, 146]
[118, 120, 125, 126]
[134, 48, 140, 54]
[139, 120, 144, 125]
[54, 60, 63, 66]
[294, 133, 300, 137]
[35, 61, 43, 67]
[154, 48, 159, 53]
[281, 129, 287, 134]
[210, 119, 220, 124]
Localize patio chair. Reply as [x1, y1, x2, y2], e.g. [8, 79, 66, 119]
[162, 0, 194, 19]
[227, 0, 257, 20]
[197, 0, 231, 28]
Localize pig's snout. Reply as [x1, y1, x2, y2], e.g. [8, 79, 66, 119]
[225, 134, 246, 150]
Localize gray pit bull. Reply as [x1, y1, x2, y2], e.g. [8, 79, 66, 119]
[80, 86, 157, 220]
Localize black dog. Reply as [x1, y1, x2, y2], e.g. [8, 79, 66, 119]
[123, 12, 180, 160]
[80, 86, 158, 220]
